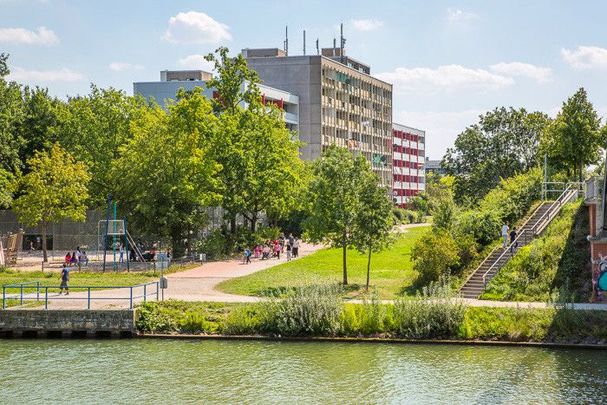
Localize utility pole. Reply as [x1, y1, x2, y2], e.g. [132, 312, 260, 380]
[303, 30, 306, 55]
[316, 38, 319, 55]
[284, 25, 289, 55]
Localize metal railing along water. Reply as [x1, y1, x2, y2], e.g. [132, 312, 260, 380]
[2, 281, 159, 310]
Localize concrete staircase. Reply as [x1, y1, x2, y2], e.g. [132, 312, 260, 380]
[459, 187, 579, 299]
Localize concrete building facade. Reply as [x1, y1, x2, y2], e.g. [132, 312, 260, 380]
[243, 48, 393, 187]
[133, 70, 299, 133]
[392, 123, 425, 207]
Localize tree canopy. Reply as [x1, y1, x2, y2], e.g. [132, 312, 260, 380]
[541, 87, 605, 181]
[12, 144, 91, 261]
[443, 107, 549, 202]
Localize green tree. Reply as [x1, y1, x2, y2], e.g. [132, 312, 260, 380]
[112, 90, 221, 257]
[304, 146, 369, 285]
[204, 47, 261, 114]
[541, 88, 604, 182]
[12, 144, 91, 262]
[55, 85, 145, 205]
[352, 171, 395, 290]
[206, 47, 303, 234]
[443, 107, 549, 202]
[0, 53, 9, 77]
[19, 86, 60, 164]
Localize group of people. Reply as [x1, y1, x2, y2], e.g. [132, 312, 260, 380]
[243, 233, 300, 264]
[501, 222, 519, 253]
[64, 246, 89, 268]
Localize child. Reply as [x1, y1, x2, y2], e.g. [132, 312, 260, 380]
[244, 248, 252, 264]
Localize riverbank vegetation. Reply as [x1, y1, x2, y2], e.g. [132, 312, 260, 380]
[217, 226, 428, 299]
[136, 285, 607, 344]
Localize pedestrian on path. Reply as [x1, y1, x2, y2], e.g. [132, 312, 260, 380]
[243, 248, 252, 264]
[292, 238, 299, 258]
[509, 227, 518, 253]
[286, 243, 292, 261]
[59, 263, 70, 295]
[501, 222, 509, 248]
[274, 242, 281, 260]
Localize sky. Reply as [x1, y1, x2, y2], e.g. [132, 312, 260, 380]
[2, 0, 607, 159]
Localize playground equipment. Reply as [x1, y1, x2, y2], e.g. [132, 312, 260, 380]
[97, 195, 146, 272]
[1, 231, 24, 266]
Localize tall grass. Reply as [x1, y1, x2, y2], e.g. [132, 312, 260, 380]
[393, 278, 466, 339]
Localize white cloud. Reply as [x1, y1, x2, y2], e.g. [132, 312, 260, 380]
[8, 66, 84, 82]
[163, 11, 231, 44]
[350, 19, 383, 32]
[109, 62, 144, 72]
[447, 8, 479, 23]
[178, 54, 215, 71]
[489, 62, 553, 83]
[395, 109, 483, 159]
[561, 46, 607, 70]
[376, 65, 514, 95]
[0, 26, 58, 45]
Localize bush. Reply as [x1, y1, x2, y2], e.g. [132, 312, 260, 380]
[411, 230, 460, 286]
[392, 207, 406, 224]
[456, 209, 501, 246]
[393, 278, 466, 339]
[222, 305, 266, 335]
[197, 228, 230, 260]
[136, 302, 178, 333]
[262, 284, 343, 336]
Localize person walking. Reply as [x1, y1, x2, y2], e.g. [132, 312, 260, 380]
[501, 222, 510, 248]
[59, 263, 70, 295]
[292, 238, 299, 258]
[119, 243, 125, 263]
[509, 227, 518, 253]
[286, 242, 292, 261]
[244, 248, 252, 264]
[274, 241, 281, 260]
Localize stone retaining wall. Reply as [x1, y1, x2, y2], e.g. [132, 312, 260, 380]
[0, 309, 134, 338]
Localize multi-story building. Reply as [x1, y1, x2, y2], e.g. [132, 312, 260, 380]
[243, 47, 393, 187]
[392, 123, 426, 207]
[133, 70, 299, 133]
[424, 158, 446, 176]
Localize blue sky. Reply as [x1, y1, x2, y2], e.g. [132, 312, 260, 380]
[2, 0, 607, 158]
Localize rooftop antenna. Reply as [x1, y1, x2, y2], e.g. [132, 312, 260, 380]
[303, 30, 306, 55]
[284, 25, 289, 55]
[316, 38, 319, 55]
[333, 38, 337, 56]
[340, 22, 346, 64]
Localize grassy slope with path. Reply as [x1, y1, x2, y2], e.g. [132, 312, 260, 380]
[218, 226, 429, 299]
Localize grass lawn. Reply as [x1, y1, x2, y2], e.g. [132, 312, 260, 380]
[218, 226, 429, 299]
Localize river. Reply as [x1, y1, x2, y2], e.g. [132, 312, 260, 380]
[1, 339, 606, 404]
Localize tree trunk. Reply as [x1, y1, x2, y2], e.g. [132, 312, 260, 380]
[230, 215, 237, 235]
[366, 246, 372, 290]
[170, 226, 185, 259]
[342, 232, 348, 285]
[579, 161, 583, 183]
[250, 213, 257, 233]
[41, 222, 48, 263]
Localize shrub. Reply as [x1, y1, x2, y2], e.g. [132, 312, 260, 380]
[456, 209, 501, 246]
[261, 284, 343, 336]
[392, 207, 406, 223]
[179, 312, 217, 334]
[431, 198, 456, 231]
[222, 305, 266, 335]
[393, 278, 466, 339]
[197, 228, 229, 260]
[136, 302, 178, 333]
[411, 230, 460, 286]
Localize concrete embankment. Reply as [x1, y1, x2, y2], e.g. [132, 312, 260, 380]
[0, 309, 135, 338]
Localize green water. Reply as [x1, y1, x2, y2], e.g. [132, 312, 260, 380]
[1, 339, 606, 404]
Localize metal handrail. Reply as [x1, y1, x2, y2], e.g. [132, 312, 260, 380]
[481, 229, 528, 285]
[460, 202, 545, 289]
[2, 281, 159, 310]
[531, 186, 575, 236]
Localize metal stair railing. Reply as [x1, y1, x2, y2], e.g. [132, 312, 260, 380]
[481, 229, 529, 286]
[531, 185, 576, 236]
[460, 202, 546, 290]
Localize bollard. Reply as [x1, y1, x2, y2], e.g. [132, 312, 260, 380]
[143, 284, 147, 303]
[2, 286, 5, 309]
[129, 287, 133, 309]
[20, 285, 23, 305]
[36, 281, 40, 302]
[45, 287, 48, 310]
[87, 287, 91, 310]
[156, 281, 159, 301]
